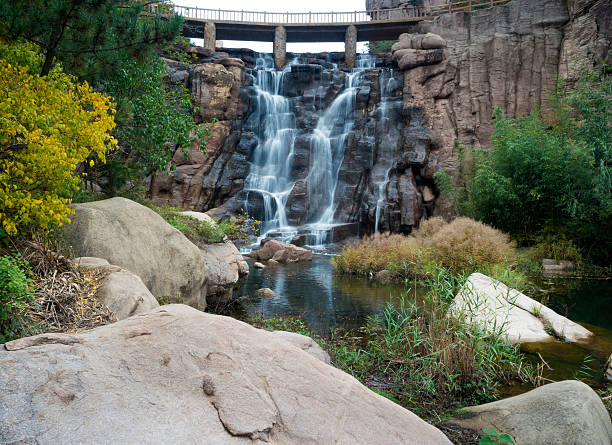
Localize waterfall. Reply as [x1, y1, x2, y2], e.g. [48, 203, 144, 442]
[244, 54, 378, 248]
[373, 68, 400, 233]
[244, 54, 297, 236]
[307, 55, 377, 245]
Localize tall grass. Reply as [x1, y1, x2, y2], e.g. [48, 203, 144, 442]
[333, 217, 523, 287]
[330, 268, 541, 419]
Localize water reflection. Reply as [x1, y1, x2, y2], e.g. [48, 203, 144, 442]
[234, 255, 406, 335]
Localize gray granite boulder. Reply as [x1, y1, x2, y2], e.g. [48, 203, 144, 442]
[0, 305, 452, 444]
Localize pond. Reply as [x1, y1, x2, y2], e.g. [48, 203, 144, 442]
[235, 255, 612, 387]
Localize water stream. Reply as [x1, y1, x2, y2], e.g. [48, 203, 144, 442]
[244, 54, 297, 234]
[373, 69, 400, 233]
[244, 54, 380, 248]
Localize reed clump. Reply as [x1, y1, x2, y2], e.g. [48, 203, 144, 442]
[333, 217, 516, 279]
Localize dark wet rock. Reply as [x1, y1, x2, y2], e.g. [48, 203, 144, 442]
[254, 288, 277, 299]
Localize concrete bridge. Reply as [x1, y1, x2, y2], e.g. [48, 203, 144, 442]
[166, 1, 510, 69]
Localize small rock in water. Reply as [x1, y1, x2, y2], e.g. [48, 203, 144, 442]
[375, 270, 393, 284]
[254, 288, 276, 299]
[268, 259, 279, 265]
[254, 262, 265, 269]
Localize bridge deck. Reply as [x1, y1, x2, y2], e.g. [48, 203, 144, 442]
[173, 0, 510, 42]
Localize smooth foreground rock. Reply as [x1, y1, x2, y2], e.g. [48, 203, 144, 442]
[450, 380, 612, 445]
[200, 240, 249, 305]
[74, 257, 159, 320]
[0, 305, 451, 444]
[452, 273, 592, 344]
[65, 198, 208, 310]
[250, 240, 312, 263]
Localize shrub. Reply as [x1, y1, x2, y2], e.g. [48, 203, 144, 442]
[419, 217, 515, 271]
[95, 55, 205, 194]
[333, 217, 516, 279]
[0, 41, 116, 236]
[149, 204, 260, 247]
[465, 68, 611, 263]
[0, 254, 35, 341]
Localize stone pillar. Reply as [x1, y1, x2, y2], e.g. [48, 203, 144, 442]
[345, 25, 357, 69]
[203, 22, 216, 51]
[274, 26, 287, 70]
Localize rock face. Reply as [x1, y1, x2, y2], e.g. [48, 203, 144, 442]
[150, 54, 249, 211]
[200, 240, 249, 305]
[452, 273, 592, 344]
[450, 380, 612, 445]
[0, 305, 452, 444]
[64, 198, 208, 310]
[250, 240, 313, 263]
[559, 0, 612, 82]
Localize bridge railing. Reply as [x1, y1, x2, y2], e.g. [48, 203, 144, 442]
[169, 0, 510, 25]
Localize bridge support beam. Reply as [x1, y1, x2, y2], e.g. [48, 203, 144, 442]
[274, 26, 287, 70]
[203, 22, 216, 51]
[345, 25, 357, 69]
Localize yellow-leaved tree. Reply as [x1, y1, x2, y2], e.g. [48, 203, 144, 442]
[0, 42, 117, 236]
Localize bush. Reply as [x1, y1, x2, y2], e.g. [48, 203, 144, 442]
[0, 41, 116, 236]
[464, 68, 611, 263]
[0, 254, 35, 341]
[418, 217, 516, 271]
[333, 217, 516, 279]
[94, 55, 205, 194]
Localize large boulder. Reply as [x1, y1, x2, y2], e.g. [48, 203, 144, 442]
[0, 305, 452, 444]
[200, 240, 249, 305]
[451, 273, 592, 344]
[449, 380, 612, 445]
[64, 198, 208, 310]
[250, 239, 313, 263]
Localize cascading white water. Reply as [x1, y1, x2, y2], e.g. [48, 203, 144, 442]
[307, 55, 378, 245]
[373, 68, 400, 233]
[244, 54, 297, 236]
[245, 54, 378, 248]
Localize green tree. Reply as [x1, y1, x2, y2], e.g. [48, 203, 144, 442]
[466, 67, 611, 263]
[0, 0, 183, 80]
[92, 55, 206, 194]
